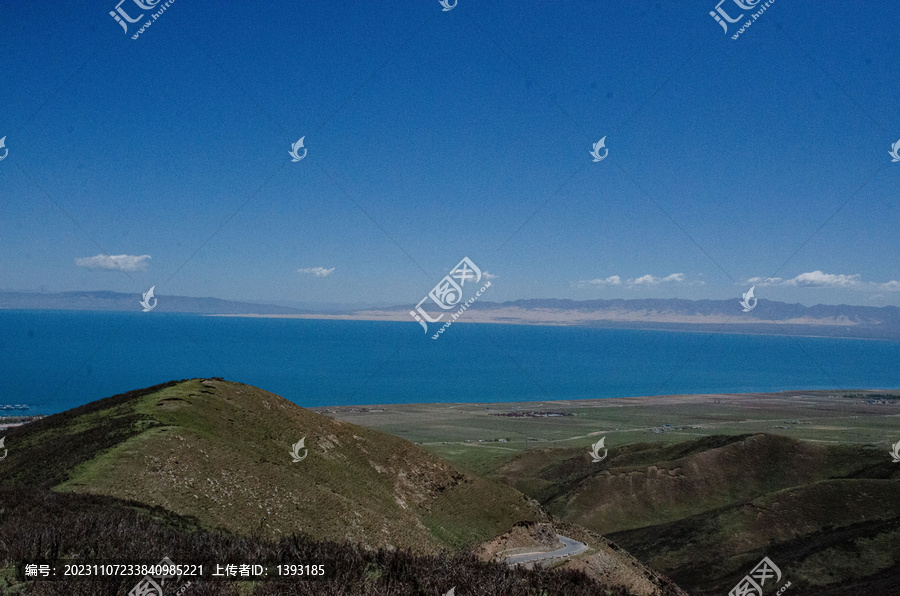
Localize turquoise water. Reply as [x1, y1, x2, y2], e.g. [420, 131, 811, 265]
[1, 310, 898, 415]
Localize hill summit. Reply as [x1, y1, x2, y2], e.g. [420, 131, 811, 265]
[3, 378, 537, 552]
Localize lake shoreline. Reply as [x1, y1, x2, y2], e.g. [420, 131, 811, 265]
[206, 312, 900, 342]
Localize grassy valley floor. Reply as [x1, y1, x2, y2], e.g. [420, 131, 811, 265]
[313, 390, 899, 474]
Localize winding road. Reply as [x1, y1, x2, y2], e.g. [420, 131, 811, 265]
[505, 534, 588, 567]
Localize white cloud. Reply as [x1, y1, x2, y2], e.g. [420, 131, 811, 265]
[747, 276, 782, 285]
[297, 267, 334, 277]
[75, 254, 151, 271]
[631, 274, 658, 285]
[482, 271, 498, 280]
[579, 273, 685, 287]
[581, 275, 622, 286]
[745, 271, 900, 291]
[785, 271, 861, 287]
[633, 273, 685, 285]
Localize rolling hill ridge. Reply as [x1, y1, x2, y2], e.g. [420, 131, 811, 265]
[492, 433, 900, 594]
[2, 378, 537, 551]
[1, 379, 696, 595]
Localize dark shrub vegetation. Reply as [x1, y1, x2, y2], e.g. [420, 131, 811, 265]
[0, 488, 626, 595]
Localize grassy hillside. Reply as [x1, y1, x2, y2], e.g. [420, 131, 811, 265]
[491, 433, 900, 594]
[494, 434, 878, 534]
[610, 479, 900, 595]
[1, 379, 537, 552]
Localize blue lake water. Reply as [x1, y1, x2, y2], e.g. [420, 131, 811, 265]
[1, 310, 898, 415]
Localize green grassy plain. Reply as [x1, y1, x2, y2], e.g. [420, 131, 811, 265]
[314, 390, 900, 475]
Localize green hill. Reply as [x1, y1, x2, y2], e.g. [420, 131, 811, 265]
[492, 433, 900, 594]
[610, 478, 900, 595]
[1, 378, 537, 552]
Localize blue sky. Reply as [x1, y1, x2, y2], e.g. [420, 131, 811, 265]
[1, 1, 898, 308]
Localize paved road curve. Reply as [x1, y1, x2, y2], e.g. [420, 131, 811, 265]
[505, 534, 588, 567]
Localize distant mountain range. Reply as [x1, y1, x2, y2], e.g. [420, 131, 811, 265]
[3, 290, 900, 339]
[0, 290, 307, 315]
[364, 297, 900, 340]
